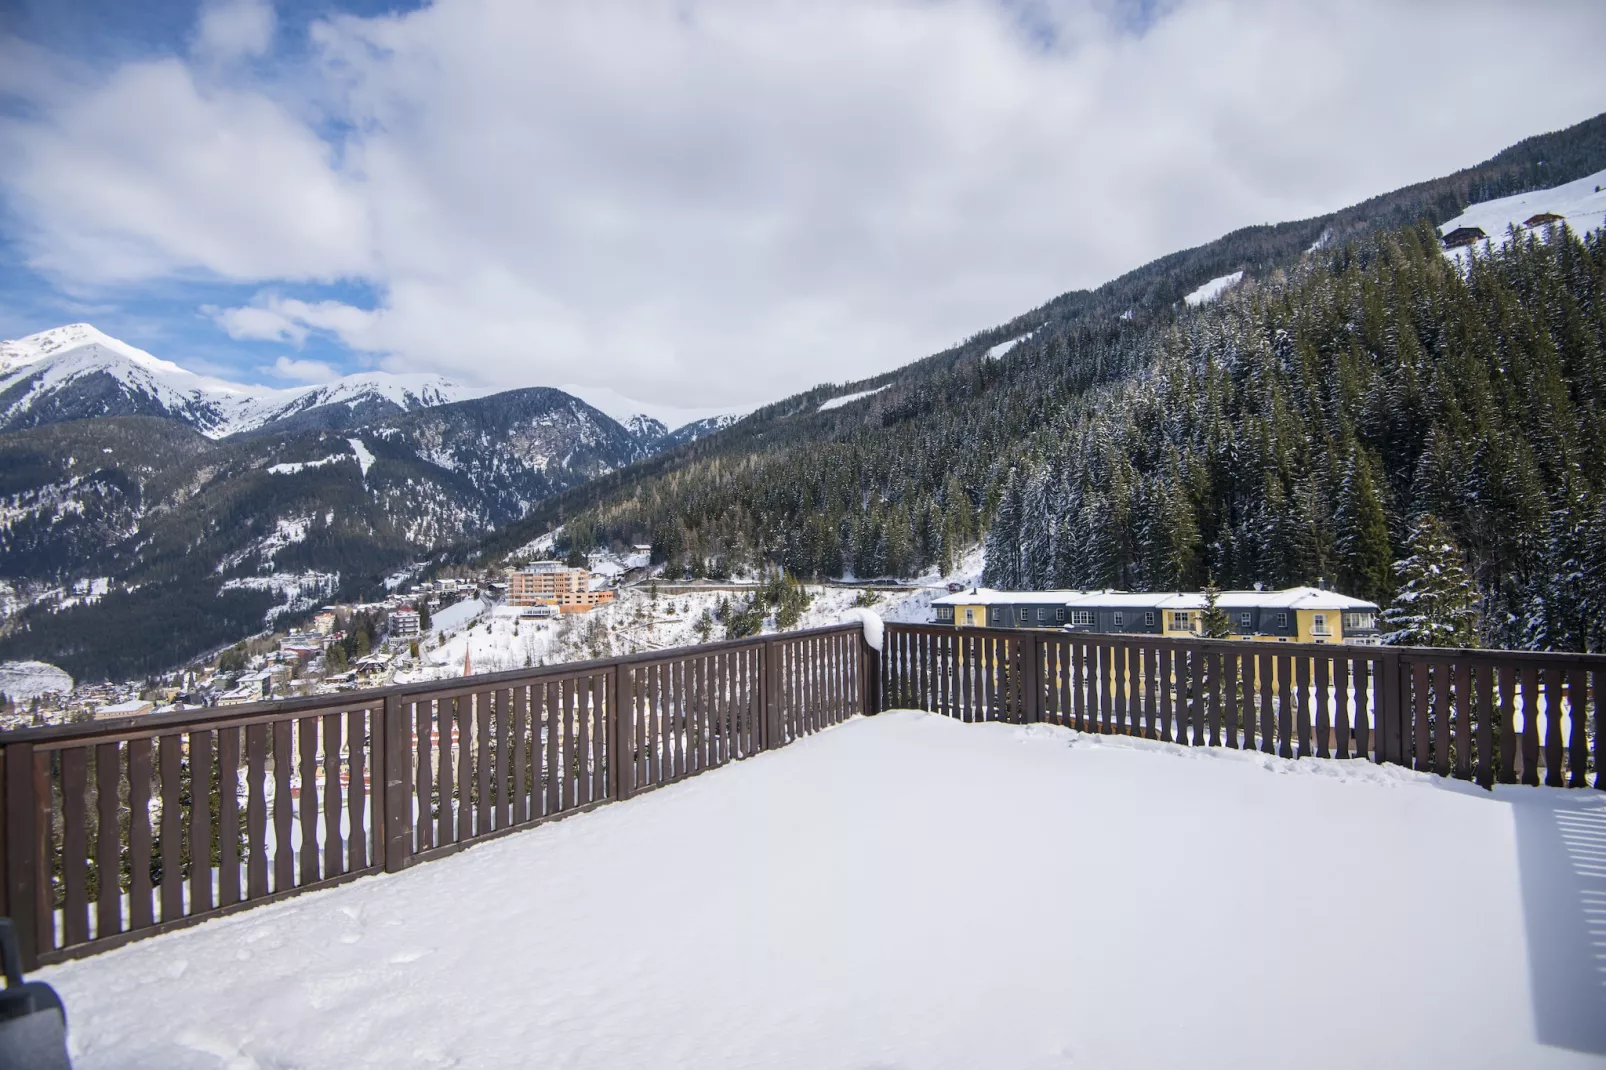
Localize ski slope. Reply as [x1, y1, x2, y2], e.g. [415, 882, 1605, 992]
[1184, 270, 1244, 306]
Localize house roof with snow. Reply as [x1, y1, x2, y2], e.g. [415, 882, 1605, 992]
[932, 585, 1376, 611]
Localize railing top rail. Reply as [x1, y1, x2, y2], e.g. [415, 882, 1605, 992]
[882, 620, 1606, 667]
[0, 621, 863, 747]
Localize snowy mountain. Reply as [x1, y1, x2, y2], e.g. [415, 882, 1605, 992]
[0, 324, 472, 437]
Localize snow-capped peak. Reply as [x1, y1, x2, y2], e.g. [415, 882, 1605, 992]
[0, 323, 475, 438]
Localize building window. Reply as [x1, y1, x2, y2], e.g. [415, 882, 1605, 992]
[1169, 611, 1192, 632]
[964, 609, 975, 625]
[992, 609, 1001, 622]
[1240, 612, 1252, 626]
[1072, 610, 1093, 626]
[1020, 608, 1030, 622]
[1343, 612, 1375, 630]
[1312, 613, 1330, 636]
[1277, 612, 1288, 628]
[1037, 608, 1046, 621]
[1114, 611, 1125, 627]
[1145, 611, 1155, 626]
[1056, 608, 1065, 622]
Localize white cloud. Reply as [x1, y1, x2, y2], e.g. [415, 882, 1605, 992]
[194, 0, 277, 61]
[269, 355, 338, 383]
[5, 0, 1606, 410]
[0, 58, 369, 283]
[212, 302, 307, 344]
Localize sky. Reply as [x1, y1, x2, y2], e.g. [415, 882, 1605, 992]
[2, 0, 1605, 425]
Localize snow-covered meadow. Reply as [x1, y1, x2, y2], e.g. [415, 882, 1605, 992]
[44, 710, 1605, 1069]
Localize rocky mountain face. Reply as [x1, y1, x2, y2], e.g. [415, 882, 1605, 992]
[0, 331, 693, 679]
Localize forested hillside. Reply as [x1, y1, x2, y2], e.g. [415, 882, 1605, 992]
[485, 113, 1606, 652]
[984, 223, 1606, 652]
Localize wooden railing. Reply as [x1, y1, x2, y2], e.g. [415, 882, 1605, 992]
[881, 623, 1603, 790]
[0, 624, 871, 969]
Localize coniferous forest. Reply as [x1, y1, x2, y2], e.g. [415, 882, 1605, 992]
[502, 217, 1606, 653]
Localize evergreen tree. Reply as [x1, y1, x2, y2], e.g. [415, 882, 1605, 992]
[1334, 448, 1392, 603]
[1200, 578, 1233, 638]
[1381, 515, 1482, 647]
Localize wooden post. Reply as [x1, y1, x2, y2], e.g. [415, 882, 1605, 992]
[1378, 649, 1402, 766]
[759, 638, 777, 749]
[862, 634, 882, 716]
[4, 744, 44, 970]
[381, 694, 412, 874]
[608, 665, 631, 801]
[1026, 634, 1045, 724]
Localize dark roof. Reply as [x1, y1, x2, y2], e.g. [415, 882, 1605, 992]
[1523, 212, 1564, 227]
[1441, 226, 1487, 248]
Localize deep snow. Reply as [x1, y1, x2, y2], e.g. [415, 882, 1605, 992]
[45, 711, 1606, 1069]
[1184, 270, 1244, 306]
[1439, 166, 1606, 262]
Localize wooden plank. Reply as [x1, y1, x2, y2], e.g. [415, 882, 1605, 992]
[513, 686, 529, 825]
[1314, 656, 1330, 759]
[438, 698, 456, 846]
[1294, 656, 1312, 759]
[1258, 650, 1275, 754]
[1352, 658, 1370, 761]
[1543, 666, 1564, 788]
[298, 718, 319, 886]
[561, 679, 576, 807]
[1592, 669, 1604, 790]
[1333, 657, 1350, 760]
[456, 695, 474, 841]
[541, 683, 558, 814]
[1222, 650, 1239, 749]
[646, 665, 661, 785]
[496, 688, 511, 829]
[62, 747, 90, 945]
[127, 737, 154, 929]
[272, 720, 294, 894]
[415, 700, 434, 851]
[189, 730, 215, 915]
[593, 674, 607, 793]
[245, 725, 268, 898]
[1277, 654, 1294, 758]
[323, 713, 342, 879]
[347, 709, 367, 870]
[1474, 662, 1495, 790]
[1429, 663, 1449, 777]
[1157, 646, 1173, 743]
[1569, 667, 1589, 789]
[218, 727, 241, 907]
[160, 733, 184, 921]
[95, 741, 123, 938]
[477, 690, 493, 833]
[1179, 647, 1197, 745]
[1109, 641, 1126, 735]
[1411, 661, 1431, 771]
[1206, 650, 1222, 748]
[1452, 661, 1472, 781]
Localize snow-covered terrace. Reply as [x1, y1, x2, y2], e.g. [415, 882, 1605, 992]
[48, 711, 1606, 1069]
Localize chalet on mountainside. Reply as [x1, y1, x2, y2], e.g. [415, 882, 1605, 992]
[1440, 225, 1486, 249]
[931, 586, 1381, 645]
[1523, 212, 1565, 228]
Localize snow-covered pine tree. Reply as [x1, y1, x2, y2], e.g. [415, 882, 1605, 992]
[1381, 514, 1482, 647]
[1021, 469, 1055, 589]
[981, 467, 1024, 588]
[1334, 447, 1391, 603]
[1200, 578, 1233, 638]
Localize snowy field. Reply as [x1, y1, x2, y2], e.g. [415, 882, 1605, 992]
[1439, 166, 1606, 264]
[46, 711, 1606, 1070]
